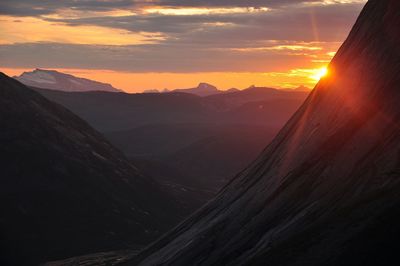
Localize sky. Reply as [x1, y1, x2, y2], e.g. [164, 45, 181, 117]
[0, 0, 367, 92]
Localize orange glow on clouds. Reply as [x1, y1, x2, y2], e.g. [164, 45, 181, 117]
[0, 1, 356, 92]
[0, 15, 164, 45]
[144, 7, 270, 16]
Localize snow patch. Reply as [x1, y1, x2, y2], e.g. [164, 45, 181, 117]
[20, 71, 57, 84]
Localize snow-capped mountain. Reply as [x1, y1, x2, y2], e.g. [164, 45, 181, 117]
[14, 69, 121, 92]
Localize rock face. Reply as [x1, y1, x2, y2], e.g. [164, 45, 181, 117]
[128, 1, 400, 265]
[0, 73, 185, 265]
[15, 69, 120, 92]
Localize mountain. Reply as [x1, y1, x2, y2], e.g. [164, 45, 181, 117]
[35, 90, 207, 132]
[127, 1, 400, 265]
[162, 125, 276, 191]
[35, 87, 308, 202]
[172, 82, 220, 96]
[204, 85, 307, 111]
[35, 87, 308, 132]
[143, 89, 160, 93]
[107, 124, 276, 193]
[14, 69, 121, 92]
[293, 85, 311, 91]
[0, 73, 187, 265]
[226, 88, 240, 93]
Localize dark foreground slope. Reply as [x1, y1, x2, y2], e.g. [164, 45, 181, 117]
[0, 74, 185, 265]
[128, 1, 400, 265]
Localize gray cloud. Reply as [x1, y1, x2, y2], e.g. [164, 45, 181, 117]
[0, 40, 337, 72]
[0, 0, 358, 16]
[42, 3, 364, 42]
[0, 0, 134, 16]
[0, 0, 366, 72]
[154, 0, 323, 8]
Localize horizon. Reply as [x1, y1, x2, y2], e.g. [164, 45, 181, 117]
[1, 67, 315, 93]
[0, 0, 366, 92]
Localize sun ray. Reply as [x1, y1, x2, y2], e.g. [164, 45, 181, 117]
[311, 67, 328, 81]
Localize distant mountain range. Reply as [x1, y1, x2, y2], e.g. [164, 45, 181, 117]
[14, 69, 121, 92]
[144, 82, 237, 96]
[34, 86, 309, 199]
[171, 83, 224, 96]
[36, 85, 308, 131]
[16, 68, 310, 97]
[144, 83, 308, 97]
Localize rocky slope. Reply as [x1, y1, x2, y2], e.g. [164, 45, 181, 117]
[126, 1, 400, 265]
[0, 73, 186, 265]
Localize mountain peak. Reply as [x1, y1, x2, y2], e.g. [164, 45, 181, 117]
[171, 82, 220, 96]
[15, 69, 121, 93]
[33, 68, 56, 72]
[196, 82, 217, 90]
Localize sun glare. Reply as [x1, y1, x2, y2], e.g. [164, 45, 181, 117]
[311, 67, 328, 81]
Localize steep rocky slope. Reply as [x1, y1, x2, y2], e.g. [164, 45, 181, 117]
[0, 73, 185, 265]
[127, 1, 400, 265]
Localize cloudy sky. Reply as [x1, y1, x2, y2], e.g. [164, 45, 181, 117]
[0, 0, 367, 92]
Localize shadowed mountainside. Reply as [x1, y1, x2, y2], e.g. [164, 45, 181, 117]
[107, 124, 276, 193]
[0, 73, 188, 265]
[125, 1, 400, 265]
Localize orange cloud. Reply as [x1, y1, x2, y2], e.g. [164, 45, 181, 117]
[0, 15, 164, 45]
[144, 7, 270, 16]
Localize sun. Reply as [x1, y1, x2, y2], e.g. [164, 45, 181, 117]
[311, 67, 328, 81]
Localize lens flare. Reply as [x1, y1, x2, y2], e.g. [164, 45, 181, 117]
[311, 67, 328, 81]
